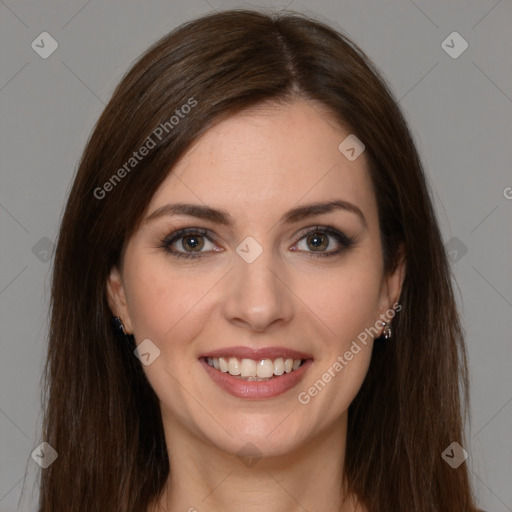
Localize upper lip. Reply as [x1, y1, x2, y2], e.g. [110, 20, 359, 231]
[199, 346, 313, 361]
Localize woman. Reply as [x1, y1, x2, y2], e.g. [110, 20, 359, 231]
[39, 8, 482, 512]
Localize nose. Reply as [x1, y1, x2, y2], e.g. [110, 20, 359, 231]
[222, 248, 294, 333]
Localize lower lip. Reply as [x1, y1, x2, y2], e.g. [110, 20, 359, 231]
[200, 358, 313, 399]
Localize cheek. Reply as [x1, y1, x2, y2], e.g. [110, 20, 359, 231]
[299, 254, 383, 417]
[308, 259, 383, 344]
[125, 257, 216, 349]
[295, 268, 379, 426]
[123, 256, 176, 335]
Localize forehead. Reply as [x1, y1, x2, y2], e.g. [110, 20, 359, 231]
[144, 98, 377, 227]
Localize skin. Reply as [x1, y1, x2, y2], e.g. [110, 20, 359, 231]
[107, 97, 405, 512]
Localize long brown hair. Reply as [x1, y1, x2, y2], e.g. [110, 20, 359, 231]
[38, 8, 480, 511]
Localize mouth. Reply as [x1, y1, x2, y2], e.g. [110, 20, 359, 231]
[203, 356, 306, 381]
[198, 347, 313, 399]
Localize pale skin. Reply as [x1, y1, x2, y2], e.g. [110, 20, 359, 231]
[107, 97, 405, 512]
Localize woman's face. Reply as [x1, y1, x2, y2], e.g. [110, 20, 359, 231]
[107, 98, 404, 457]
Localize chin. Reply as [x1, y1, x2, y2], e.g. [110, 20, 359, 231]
[196, 410, 314, 460]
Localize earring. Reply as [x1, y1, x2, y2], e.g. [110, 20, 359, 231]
[111, 316, 126, 336]
[381, 321, 392, 340]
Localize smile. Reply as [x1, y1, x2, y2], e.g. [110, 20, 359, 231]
[199, 347, 313, 399]
[206, 356, 304, 380]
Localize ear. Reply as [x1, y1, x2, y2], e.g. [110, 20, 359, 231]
[106, 266, 134, 334]
[378, 244, 406, 320]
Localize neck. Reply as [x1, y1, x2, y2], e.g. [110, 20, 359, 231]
[149, 412, 364, 512]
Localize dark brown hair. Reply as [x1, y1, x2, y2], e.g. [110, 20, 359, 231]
[37, 8, 480, 511]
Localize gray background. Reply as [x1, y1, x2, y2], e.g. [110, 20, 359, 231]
[1, 0, 511, 510]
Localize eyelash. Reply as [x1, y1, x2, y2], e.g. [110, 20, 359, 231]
[158, 224, 356, 260]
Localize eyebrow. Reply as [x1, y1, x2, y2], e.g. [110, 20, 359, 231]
[144, 199, 367, 228]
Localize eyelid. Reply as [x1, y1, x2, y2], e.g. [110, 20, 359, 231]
[160, 224, 355, 258]
[291, 224, 356, 252]
[161, 227, 219, 252]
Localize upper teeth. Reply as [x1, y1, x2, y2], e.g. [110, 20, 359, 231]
[206, 357, 303, 378]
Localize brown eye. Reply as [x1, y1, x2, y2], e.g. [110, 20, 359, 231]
[293, 225, 356, 258]
[160, 228, 218, 259]
[305, 231, 329, 252]
[180, 234, 205, 252]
